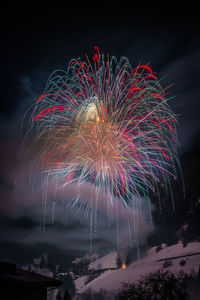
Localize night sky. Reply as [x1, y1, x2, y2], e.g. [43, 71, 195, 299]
[1, 4, 200, 262]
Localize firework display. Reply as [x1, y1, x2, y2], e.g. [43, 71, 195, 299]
[29, 46, 179, 208]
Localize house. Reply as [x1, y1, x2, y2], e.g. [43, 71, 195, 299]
[0, 261, 62, 300]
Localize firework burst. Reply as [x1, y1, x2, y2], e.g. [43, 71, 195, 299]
[29, 46, 179, 209]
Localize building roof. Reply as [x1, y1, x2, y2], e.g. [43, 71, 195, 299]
[0, 262, 62, 287]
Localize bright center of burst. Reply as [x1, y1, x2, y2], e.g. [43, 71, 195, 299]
[75, 101, 119, 174]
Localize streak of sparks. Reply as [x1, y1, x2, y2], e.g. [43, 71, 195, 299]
[29, 46, 180, 208]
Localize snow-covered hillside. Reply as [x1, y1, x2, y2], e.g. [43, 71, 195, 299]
[89, 251, 117, 271]
[73, 251, 117, 291]
[74, 241, 200, 299]
[19, 241, 200, 299]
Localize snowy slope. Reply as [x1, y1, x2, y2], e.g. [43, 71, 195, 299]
[89, 251, 117, 270]
[74, 275, 88, 291]
[73, 252, 117, 291]
[75, 241, 200, 297]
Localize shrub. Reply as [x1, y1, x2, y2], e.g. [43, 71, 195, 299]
[180, 259, 186, 266]
[162, 260, 172, 268]
[116, 269, 186, 300]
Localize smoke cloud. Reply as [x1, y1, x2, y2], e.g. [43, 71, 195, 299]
[0, 140, 152, 254]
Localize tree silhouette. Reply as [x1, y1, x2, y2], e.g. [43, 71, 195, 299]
[64, 289, 71, 300]
[116, 253, 122, 269]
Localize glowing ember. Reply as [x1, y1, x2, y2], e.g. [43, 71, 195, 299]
[122, 263, 126, 269]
